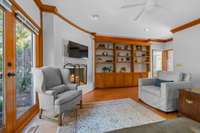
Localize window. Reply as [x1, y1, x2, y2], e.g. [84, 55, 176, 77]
[167, 50, 174, 71]
[152, 50, 162, 77]
[16, 21, 35, 117]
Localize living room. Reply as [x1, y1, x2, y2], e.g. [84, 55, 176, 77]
[1, 0, 200, 133]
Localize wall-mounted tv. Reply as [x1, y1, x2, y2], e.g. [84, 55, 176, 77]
[67, 41, 88, 58]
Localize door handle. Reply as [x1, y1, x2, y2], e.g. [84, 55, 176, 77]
[7, 72, 16, 78]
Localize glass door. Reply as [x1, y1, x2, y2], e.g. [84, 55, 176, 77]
[15, 21, 35, 118]
[0, 8, 4, 128]
[0, 6, 39, 132]
[167, 50, 174, 71]
[152, 50, 162, 77]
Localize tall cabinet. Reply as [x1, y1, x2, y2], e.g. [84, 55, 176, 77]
[95, 36, 151, 88]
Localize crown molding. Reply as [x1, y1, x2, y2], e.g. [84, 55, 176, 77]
[94, 34, 173, 45]
[171, 18, 200, 33]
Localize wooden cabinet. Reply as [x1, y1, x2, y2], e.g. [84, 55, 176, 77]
[104, 73, 115, 88]
[95, 73, 105, 88]
[114, 73, 124, 88]
[179, 89, 200, 122]
[124, 73, 133, 87]
[95, 72, 148, 88]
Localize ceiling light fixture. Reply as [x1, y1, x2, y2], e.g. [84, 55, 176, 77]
[144, 28, 150, 32]
[91, 14, 100, 20]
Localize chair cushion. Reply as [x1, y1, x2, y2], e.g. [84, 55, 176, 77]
[42, 67, 63, 89]
[141, 86, 161, 97]
[154, 79, 173, 87]
[158, 72, 183, 82]
[46, 84, 69, 96]
[55, 90, 82, 105]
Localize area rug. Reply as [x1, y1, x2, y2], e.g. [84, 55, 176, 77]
[56, 98, 165, 133]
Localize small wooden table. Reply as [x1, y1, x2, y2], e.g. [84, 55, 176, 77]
[179, 88, 200, 122]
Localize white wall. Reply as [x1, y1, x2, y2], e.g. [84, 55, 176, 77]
[173, 25, 200, 88]
[43, 13, 55, 66]
[43, 13, 94, 90]
[15, 0, 41, 26]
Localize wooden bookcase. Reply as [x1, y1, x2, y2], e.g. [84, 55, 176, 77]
[95, 36, 150, 88]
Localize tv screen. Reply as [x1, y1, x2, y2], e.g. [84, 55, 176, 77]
[67, 41, 88, 58]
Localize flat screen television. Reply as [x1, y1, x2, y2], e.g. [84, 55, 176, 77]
[67, 41, 88, 58]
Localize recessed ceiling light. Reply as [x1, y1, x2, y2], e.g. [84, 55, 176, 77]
[91, 14, 100, 20]
[144, 28, 150, 32]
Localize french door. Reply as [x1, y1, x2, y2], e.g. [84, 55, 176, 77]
[2, 9, 39, 133]
[0, 8, 4, 129]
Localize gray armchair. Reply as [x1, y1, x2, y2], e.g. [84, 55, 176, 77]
[33, 67, 82, 126]
[139, 72, 193, 112]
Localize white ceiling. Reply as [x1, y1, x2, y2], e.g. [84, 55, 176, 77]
[42, 0, 200, 39]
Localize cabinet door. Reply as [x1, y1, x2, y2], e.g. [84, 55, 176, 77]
[104, 73, 115, 88]
[179, 90, 200, 122]
[132, 73, 141, 86]
[124, 73, 133, 87]
[114, 73, 124, 88]
[95, 73, 104, 88]
[141, 72, 148, 78]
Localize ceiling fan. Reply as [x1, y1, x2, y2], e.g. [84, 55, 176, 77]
[121, 0, 165, 21]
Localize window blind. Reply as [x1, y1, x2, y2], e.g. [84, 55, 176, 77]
[0, 0, 12, 11]
[15, 11, 39, 34]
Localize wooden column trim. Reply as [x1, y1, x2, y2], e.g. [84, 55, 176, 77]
[4, 11, 16, 133]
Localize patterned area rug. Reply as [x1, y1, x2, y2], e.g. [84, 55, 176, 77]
[57, 98, 165, 133]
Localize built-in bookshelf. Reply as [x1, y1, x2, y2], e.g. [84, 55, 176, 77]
[96, 42, 114, 73]
[133, 45, 150, 72]
[115, 44, 132, 72]
[95, 43, 150, 73]
[95, 39, 150, 88]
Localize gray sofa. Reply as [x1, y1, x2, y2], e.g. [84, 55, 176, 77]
[139, 72, 193, 112]
[33, 67, 82, 126]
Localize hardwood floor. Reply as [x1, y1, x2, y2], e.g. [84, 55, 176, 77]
[83, 87, 177, 120]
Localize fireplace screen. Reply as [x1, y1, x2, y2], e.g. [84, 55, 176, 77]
[69, 67, 87, 85]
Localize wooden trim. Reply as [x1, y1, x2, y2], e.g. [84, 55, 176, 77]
[149, 38, 173, 43]
[10, 0, 40, 30]
[33, 0, 42, 10]
[95, 35, 173, 45]
[171, 18, 200, 33]
[95, 35, 150, 45]
[40, 4, 58, 13]
[4, 11, 16, 133]
[15, 104, 39, 133]
[34, 0, 57, 13]
[162, 50, 168, 71]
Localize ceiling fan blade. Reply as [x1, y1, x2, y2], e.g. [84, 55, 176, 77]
[134, 8, 145, 21]
[121, 3, 145, 9]
[154, 4, 167, 10]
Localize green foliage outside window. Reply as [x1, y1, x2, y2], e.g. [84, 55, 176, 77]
[16, 22, 33, 93]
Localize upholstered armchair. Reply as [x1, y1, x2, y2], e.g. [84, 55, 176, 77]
[33, 67, 82, 126]
[139, 72, 193, 112]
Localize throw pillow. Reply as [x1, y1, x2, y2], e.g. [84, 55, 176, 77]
[155, 79, 173, 87]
